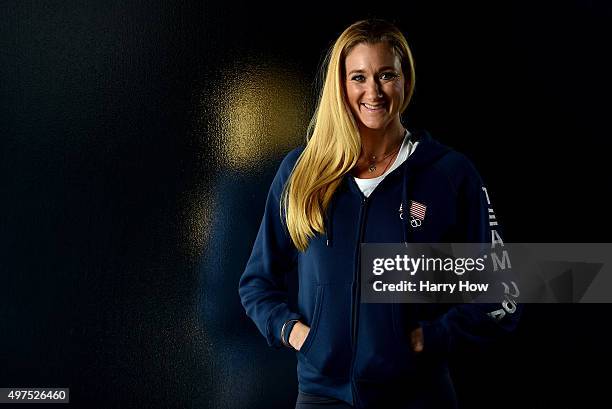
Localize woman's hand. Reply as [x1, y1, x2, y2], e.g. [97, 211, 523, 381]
[289, 321, 310, 351]
[410, 326, 424, 352]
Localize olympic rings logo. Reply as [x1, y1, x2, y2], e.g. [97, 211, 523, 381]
[399, 204, 424, 228]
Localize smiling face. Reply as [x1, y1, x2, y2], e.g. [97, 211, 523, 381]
[344, 42, 405, 131]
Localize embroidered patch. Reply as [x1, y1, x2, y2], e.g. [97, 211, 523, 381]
[409, 200, 426, 227]
[399, 201, 427, 227]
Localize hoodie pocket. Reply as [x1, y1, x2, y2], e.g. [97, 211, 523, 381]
[354, 302, 418, 382]
[298, 285, 323, 356]
[299, 283, 352, 379]
[394, 304, 425, 366]
[392, 302, 415, 346]
[395, 304, 450, 367]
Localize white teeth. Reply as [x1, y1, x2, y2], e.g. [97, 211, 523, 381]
[363, 103, 384, 110]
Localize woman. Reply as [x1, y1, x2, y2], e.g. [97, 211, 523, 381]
[239, 19, 520, 409]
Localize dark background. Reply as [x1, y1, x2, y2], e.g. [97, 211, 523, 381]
[2, 1, 611, 408]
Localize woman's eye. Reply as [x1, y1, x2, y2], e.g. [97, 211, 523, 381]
[352, 75, 365, 82]
[381, 72, 398, 80]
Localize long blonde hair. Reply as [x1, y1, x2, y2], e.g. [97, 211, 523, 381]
[281, 19, 416, 251]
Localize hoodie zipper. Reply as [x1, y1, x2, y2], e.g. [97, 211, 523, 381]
[349, 193, 368, 407]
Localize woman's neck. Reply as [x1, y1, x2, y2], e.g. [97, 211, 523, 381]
[359, 120, 406, 160]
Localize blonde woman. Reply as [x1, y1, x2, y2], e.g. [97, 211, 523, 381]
[239, 19, 520, 409]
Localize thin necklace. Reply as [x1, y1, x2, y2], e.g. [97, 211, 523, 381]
[379, 147, 399, 175]
[367, 131, 404, 173]
[368, 143, 401, 173]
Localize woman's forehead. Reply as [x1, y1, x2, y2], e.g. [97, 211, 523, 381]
[345, 43, 401, 69]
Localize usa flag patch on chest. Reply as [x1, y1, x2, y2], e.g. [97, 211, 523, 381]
[399, 200, 427, 222]
[409, 200, 427, 221]
[399, 200, 427, 228]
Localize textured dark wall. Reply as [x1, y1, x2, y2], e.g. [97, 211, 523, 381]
[2, 1, 611, 408]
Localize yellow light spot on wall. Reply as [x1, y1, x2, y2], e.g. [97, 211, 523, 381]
[212, 59, 311, 170]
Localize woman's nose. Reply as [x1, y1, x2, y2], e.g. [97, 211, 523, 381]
[366, 79, 383, 99]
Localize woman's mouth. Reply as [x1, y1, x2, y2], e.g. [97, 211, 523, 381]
[361, 102, 386, 112]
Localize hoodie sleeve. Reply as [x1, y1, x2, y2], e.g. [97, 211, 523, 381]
[419, 154, 522, 357]
[238, 148, 303, 349]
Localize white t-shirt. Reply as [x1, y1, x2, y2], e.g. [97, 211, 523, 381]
[353, 130, 419, 198]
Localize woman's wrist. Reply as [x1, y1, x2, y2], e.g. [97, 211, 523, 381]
[281, 319, 300, 349]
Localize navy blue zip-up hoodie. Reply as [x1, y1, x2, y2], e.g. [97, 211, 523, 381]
[239, 130, 520, 408]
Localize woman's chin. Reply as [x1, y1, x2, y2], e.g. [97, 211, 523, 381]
[358, 120, 388, 131]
